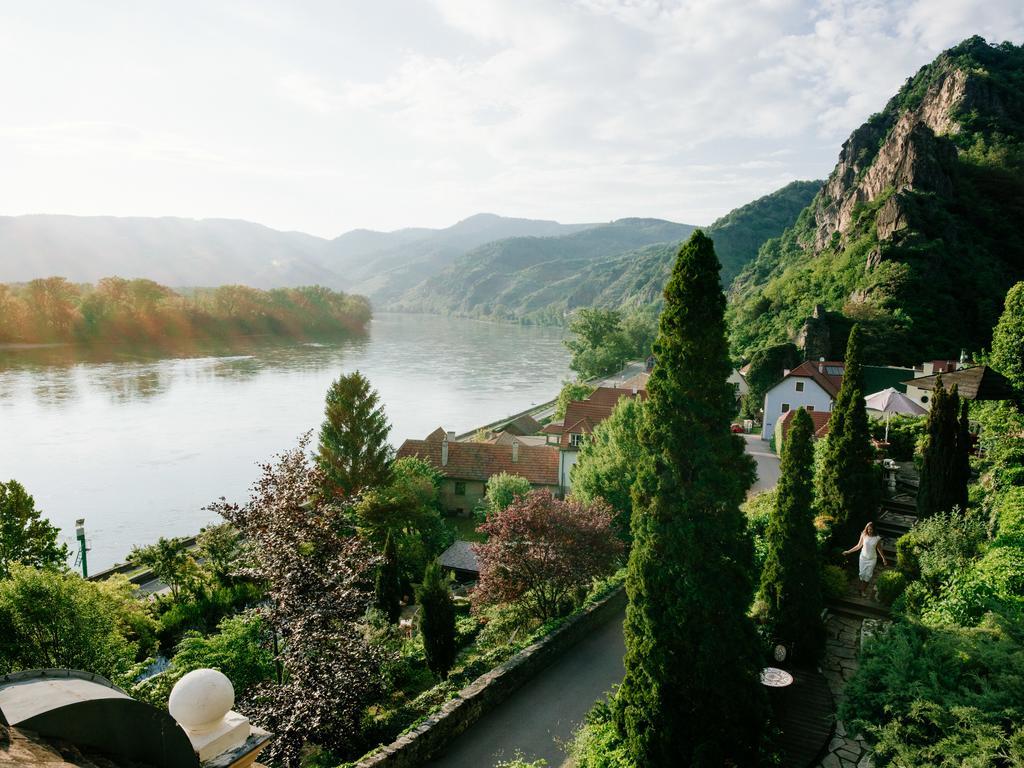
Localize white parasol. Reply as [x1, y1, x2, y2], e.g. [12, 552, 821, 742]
[864, 387, 927, 442]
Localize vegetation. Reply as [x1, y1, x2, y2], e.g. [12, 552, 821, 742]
[317, 371, 393, 498]
[0, 479, 68, 577]
[990, 280, 1024, 393]
[917, 382, 970, 518]
[564, 308, 636, 380]
[739, 342, 800, 420]
[0, 277, 371, 346]
[555, 381, 596, 418]
[375, 531, 403, 623]
[473, 491, 622, 622]
[129, 536, 200, 601]
[476, 471, 532, 521]
[756, 408, 823, 659]
[614, 232, 764, 766]
[570, 396, 646, 542]
[814, 325, 878, 540]
[415, 560, 457, 680]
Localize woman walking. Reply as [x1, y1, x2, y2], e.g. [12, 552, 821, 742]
[844, 522, 887, 598]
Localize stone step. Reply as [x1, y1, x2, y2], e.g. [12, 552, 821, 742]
[826, 595, 890, 621]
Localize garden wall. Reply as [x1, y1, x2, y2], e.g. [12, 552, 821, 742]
[355, 586, 627, 768]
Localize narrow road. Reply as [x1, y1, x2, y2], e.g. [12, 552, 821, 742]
[743, 432, 780, 494]
[428, 608, 626, 768]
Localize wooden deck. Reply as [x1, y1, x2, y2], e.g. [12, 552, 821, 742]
[771, 667, 835, 768]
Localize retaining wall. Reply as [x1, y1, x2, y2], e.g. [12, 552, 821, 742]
[355, 586, 627, 767]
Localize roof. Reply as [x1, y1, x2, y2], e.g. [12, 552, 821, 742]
[0, 670, 129, 726]
[491, 433, 547, 447]
[778, 409, 831, 441]
[863, 365, 915, 395]
[439, 541, 479, 574]
[541, 420, 564, 435]
[620, 372, 651, 392]
[901, 365, 1017, 401]
[397, 431, 560, 486]
[495, 414, 542, 436]
[586, 386, 646, 406]
[784, 361, 845, 398]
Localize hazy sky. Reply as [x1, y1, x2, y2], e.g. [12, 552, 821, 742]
[1, 1, 1021, 237]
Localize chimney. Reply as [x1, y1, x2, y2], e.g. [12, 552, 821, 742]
[441, 436, 449, 467]
[819, 363, 824, 373]
[783, 368, 791, 376]
[512, 440, 519, 463]
[631, 387, 638, 395]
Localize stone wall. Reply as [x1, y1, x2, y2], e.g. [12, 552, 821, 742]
[355, 586, 627, 768]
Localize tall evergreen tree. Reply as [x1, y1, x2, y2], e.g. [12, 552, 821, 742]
[757, 408, 823, 659]
[614, 231, 764, 766]
[918, 382, 969, 517]
[815, 325, 879, 539]
[990, 280, 1024, 393]
[375, 530, 402, 623]
[316, 370, 392, 498]
[416, 560, 457, 679]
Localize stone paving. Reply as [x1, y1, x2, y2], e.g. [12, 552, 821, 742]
[816, 614, 873, 768]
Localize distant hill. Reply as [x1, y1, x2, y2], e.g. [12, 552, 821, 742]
[393, 182, 820, 324]
[728, 37, 1024, 364]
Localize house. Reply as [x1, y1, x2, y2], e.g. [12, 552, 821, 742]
[439, 540, 480, 582]
[762, 360, 844, 441]
[774, 408, 832, 452]
[903, 360, 965, 407]
[902, 364, 1016, 403]
[494, 413, 543, 437]
[396, 427, 560, 515]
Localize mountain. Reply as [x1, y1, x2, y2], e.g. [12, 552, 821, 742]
[393, 182, 820, 324]
[728, 37, 1024, 365]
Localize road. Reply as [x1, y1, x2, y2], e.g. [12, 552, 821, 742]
[428, 608, 626, 768]
[743, 432, 780, 494]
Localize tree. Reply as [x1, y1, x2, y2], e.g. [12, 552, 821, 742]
[990, 280, 1024, 392]
[316, 371, 392, 498]
[555, 381, 596, 419]
[614, 231, 764, 766]
[0, 565, 156, 683]
[564, 308, 631, 380]
[756, 408, 823, 658]
[815, 324, 879, 539]
[478, 471, 532, 520]
[741, 342, 801, 419]
[0, 479, 68, 578]
[416, 560, 457, 679]
[196, 522, 244, 587]
[209, 438, 382, 767]
[570, 396, 646, 542]
[129, 536, 200, 601]
[473, 491, 623, 622]
[918, 382, 970, 518]
[375, 530, 403, 622]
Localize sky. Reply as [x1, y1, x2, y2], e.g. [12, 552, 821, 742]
[1, 1, 1022, 238]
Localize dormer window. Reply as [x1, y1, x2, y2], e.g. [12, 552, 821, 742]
[570, 433, 584, 448]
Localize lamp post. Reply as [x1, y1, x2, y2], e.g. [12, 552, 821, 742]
[75, 518, 88, 578]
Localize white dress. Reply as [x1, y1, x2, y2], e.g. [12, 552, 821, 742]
[859, 535, 882, 581]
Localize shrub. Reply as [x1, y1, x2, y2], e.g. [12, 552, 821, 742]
[895, 510, 987, 585]
[995, 487, 1024, 543]
[821, 564, 848, 601]
[567, 697, 635, 768]
[870, 414, 925, 461]
[875, 570, 907, 606]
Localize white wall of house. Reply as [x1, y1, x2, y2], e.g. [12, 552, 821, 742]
[560, 449, 579, 492]
[762, 377, 833, 440]
[728, 369, 749, 397]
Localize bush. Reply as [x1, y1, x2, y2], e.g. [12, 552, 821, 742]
[742, 488, 777, 577]
[567, 697, 635, 768]
[821, 564, 848, 601]
[875, 570, 908, 606]
[995, 487, 1024, 543]
[870, 414, 926, 461]
[895, 510, 986, 585]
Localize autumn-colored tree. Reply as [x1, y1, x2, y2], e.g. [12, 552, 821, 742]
[209, 438, 381, 767]
[0, 479, 68, 578]
[472, 491, 623, 622]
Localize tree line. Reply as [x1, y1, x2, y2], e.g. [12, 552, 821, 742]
[0, 276, 371, 345]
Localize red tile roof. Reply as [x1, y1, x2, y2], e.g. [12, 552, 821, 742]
[397, 430, 560, 486]
[542, 420, 564, 435]
[786, 361, 845, 398]
[561, 389, 643, 449]
[778, 408, 832, 441]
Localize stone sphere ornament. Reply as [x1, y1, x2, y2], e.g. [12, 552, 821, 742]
[168, 668, 235, 729]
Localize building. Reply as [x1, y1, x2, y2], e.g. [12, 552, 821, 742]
[774, 408, 832, 452]
[493, 413, 543, 437]
[762, 360, 844, 440]
[903, 360, 964, 407]
[438, 540, 480, 582]
[396, 428, 560, 515]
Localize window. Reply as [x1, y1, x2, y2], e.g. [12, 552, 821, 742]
[570, 433, 584, 448]
[921, 395, 929, 404]
[454, 481, 466, 496]
[781, 403, 790, 413]
[807, 406, 815, 411]
[795, 381, 805, 392]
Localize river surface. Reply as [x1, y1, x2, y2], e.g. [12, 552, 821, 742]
[0, 314, 570, 571]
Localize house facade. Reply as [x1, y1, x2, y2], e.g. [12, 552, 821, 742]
[762, 361, 843, 441]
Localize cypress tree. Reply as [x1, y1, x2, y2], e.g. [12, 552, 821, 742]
[757, 408, 823, 659]
[375, 530, 402, 622]
[815, 325, 879, 540]
[416, 560, 457, 679]
[614, 231, 764, 767]
[918, 382, 969, 517]
[317, 370, 392, 498]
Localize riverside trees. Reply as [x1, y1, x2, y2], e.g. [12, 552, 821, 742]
[614, 231, 764, 766]
[0, 479, 68, 577]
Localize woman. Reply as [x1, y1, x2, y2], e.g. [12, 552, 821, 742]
[843, 522, 887, 598]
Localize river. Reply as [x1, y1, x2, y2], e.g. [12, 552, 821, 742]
[0, 314, 570, 571]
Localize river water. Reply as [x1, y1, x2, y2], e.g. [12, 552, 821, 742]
[0, 314, 570, 571]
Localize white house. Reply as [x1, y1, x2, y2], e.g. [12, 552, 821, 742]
[762, 360, 844, 441]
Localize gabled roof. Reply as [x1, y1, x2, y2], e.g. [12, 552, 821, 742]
[783, 361, 845, 398]
[439, 541, 479, 575]
[587, 386, 645, 406]
[778, 409, 832, 441]
[560, 388, 643, 449]
[542, 420, 564, 435]
[901, 365, 1017, 401]
[491, 432, 547, 447]
[496, 414, 543, 436]
[396, 432, 560, 486]
[425, 427, 449, 443]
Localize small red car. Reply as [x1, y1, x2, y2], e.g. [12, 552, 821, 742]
[730, 423, 745, 434]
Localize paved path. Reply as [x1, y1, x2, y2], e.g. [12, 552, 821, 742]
[428, 608, 626, 768]
[743, 433, 781, 493]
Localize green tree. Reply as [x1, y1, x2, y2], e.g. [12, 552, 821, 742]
[196, 522, 243, 586]
[918, 382, 970, 518]
[741, 342, 801, 419]
[129, 536, 200, 601]
[0, 565, 157, 683]
[756, 408, 823, 659]
[0, 479, 68, 578]
[478, 471, 532, 520]
[614, 231, 764, 766]
[564, 308, 631, 380]
[316, 371, 392, 498]
[571, 396, 645, 542]
[375, 530, 402, 623]
[990, 280, 1024, 392]
[555, 381, 596, 419]
[815, 324, 879, 539]
[416, 560, 457, 679]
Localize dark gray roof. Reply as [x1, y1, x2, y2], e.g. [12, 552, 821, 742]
[902, 365, 1017, 401]
[439, 541, 479, 574]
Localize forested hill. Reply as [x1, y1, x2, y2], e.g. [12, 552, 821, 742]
[728, 37, 1024, 365]
[392, 181, 820, 324]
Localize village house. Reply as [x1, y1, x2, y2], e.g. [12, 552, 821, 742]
[396, 427, 560, 515]
[774, 408, 833, 453]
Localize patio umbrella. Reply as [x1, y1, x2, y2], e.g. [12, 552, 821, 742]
[864, 387, 927, 442]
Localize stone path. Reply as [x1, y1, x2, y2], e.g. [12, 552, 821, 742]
[817, 614, 872, 768]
